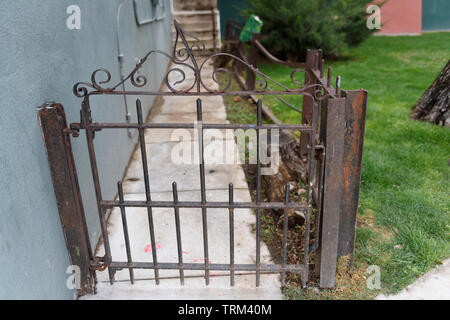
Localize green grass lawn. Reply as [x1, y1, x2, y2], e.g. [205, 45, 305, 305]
[257, 32, 450, 296]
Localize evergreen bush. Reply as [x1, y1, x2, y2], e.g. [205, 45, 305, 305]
[242, 0, 379, 61]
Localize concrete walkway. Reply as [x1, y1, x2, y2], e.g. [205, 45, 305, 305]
[81, 59, 283, 300]
[377, 259, 450, 300]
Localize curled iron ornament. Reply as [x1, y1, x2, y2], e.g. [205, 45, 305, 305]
[73, 19, 325, 98]
[173, 21, 206, 62]
[290, 68, 308, 87]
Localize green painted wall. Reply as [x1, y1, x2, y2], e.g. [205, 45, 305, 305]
[422, 0, 450, 31]
[218, 0, 248, 37]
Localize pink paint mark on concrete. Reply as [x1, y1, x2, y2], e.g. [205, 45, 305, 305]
[144, 243, 161, 252]
[182, 250, 189, 255]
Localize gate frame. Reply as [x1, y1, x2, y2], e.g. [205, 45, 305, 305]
[38, 102, 95, 296]
[38, 19, 368, 295]
[316, 90, 367, 287]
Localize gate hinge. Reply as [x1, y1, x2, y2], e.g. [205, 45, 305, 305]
[64, 127, 80, 138]
[90, 256, 107, 271]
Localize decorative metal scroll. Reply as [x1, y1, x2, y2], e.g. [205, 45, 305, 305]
[73, 20, 324, 98]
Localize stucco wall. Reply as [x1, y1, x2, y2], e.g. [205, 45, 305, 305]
[0, 0, 172, 299]
[217, 0, 248, 38]
[377, 0, 422, 35]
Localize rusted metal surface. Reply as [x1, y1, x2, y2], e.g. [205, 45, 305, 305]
[37, 102, 95, 296]
[223, 22, 368, 287]
[253, 39, 306, 68]
[67, 20, 324, 290]
[245, 34, 260, 90]
[338, 90, 368, 262]
[224, 20, 243, 50]
[300, 49, 322, 156]
[318, 97, 346, 288]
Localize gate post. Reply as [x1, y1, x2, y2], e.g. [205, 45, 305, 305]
[317, 96, 346, 288]
[337, 90, 368, 267]
[300, 49, 321, 156]
[245, 33, 261, 90]
[38, 102, 95, 296]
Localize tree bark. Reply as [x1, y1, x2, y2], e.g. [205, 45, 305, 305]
[261, 131, 307, 203]
[411, 60, 450, 126]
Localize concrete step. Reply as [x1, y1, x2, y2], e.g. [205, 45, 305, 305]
[172, 26, 218, 36]
[173, 10, 219, 25]
[173, 14, 215, 24]
[172, 35, 219, 49]
[172, 10, 221, 51]
[172, 29, 220, 39]
[173, 9, 219, 18]
[172, 20, 215, 30]
[173, 41, 218, 52]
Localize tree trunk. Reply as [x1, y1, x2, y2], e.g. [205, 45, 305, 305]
[261, 131, 307, 203]
[411, 60, 450, 126]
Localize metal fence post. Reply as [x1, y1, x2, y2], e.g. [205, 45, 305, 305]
[318, 96, 346, 288]
[245, 33, 260, 90]
[300, 49, 321, 156]
[38, 102, 95, 296]
[337, 90, 368, 269]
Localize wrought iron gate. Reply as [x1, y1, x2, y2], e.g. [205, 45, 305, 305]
[38, 20, 367, 296]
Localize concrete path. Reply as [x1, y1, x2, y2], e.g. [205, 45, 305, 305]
[377, 259, 450, 300]
[81, 59, 283, 300]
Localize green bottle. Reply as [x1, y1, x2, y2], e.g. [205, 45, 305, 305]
[240, 14, 263, 42]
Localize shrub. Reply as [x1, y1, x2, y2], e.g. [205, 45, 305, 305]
[242, 0, 378, 61]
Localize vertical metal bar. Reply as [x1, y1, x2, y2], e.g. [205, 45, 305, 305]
[174, 20, 202, 93]
[245, 35, 259, 90]
[314, 151, 325, 276]
[117, 181, 134, 284]
[82, 97, 115, 285]
[255, 99, 262, 287]
[197, 98, 210, 285]
[210, 2, 217, 51]
[320, 59, 325, 78]
[314, 147, 326, 250]
[327, 66, 332, 88]
[281, 183, 290, 285]
[337, 90, 368, 268]
[224, 20, 230, 42]
[315, 51, 321, 70]
[172, 182, 185, 285]
[136, 99, 160, 285]
[228, 183, 235, 287]
[300, 49, 318, 156]
[302, 99, 319, 287]
[319, 97, 346, 288]
[315, 97, 329, 276]
[38, 102, 95, 295]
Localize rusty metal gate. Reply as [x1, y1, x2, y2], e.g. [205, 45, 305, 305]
[38, 20, 367, 296]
